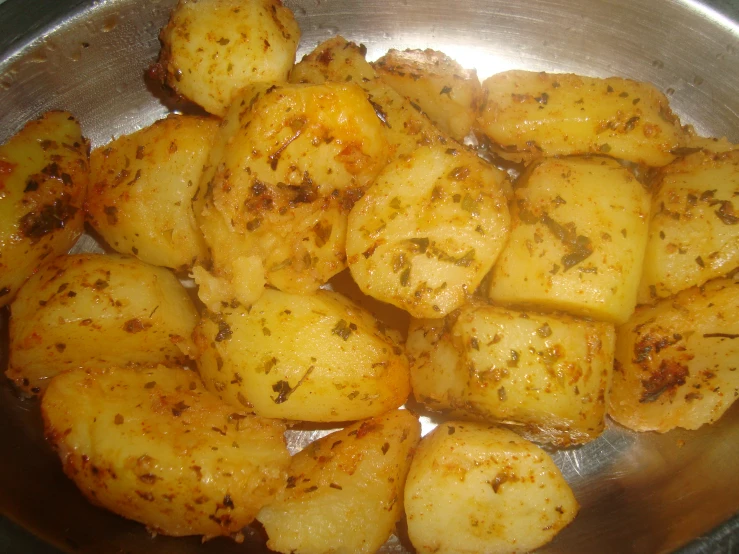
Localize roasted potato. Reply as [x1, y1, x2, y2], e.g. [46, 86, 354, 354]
[86, 114, 217, 270]
[7, 253, 197, 395]
[42, 365, 290, 538]
[257, 410, 421, 554]
[194, 288, 410, 421]
[404, 422, 578, 554]
[609, 278, 739, 432]
[158, 0, 300, 116]
[0, 111, 88, 308]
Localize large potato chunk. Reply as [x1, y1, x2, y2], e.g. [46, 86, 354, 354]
[7, 254, 197, 395]
[0, 111, 88, 308]
[195, 82, 389, 309]
[488, 156, 651, 325]
[404, 422, 578, 554]
[42, 365, 290, 538]
[194, 288, 410, 421]
[638, 148, 739, 303]
[407, 303, 616, 446]
[257, 410, 421, 554]
[347, 143, 510, 318]
[478, 70, 685, 166]
[86, 115, 217, 270]
[158, 0, 300, 116]
[609, 278, 739, 432]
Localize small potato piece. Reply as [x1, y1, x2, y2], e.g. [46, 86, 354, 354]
[347, 143, 510, 318]
[609, 278, 739, 432]
[638, 149, 738, 303]
[42, 365, 290, 537]
[489, 156, 650, 325]
[7, 254, 197, 395]
[0, 111, 88, 308]
[257, 410, 421, 554]
[87, 115, 217, 270]
[194, 288, 410, 421]
[374, 48, 483, 142]
[404, 422, 578, 554]
[478, 70, 685, 166]
[158, 0, 300, 116]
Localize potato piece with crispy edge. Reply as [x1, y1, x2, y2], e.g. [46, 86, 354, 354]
[42, 365, 290, 538]
[477, 70, 686, 166]
[638, 148, 739, 303]
[86, 115, 217, 271]
[157, 0, 300, 117]
[194, 82, 389, 309]
[489, 156, 650, 325]
[193, 288, 410, 421]
[257, 410, 421, 554]
[404, 422, 578, 554]
[373, 48, 483, 142]
[347, 143, 510, 318]
[609, 278, 739, 432]
[7, 253, 197, 395]
[0, 111, 88, 308]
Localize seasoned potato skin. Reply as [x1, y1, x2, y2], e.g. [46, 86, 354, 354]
[0, 111, 88, 308]
[257, 410, 421, 554]
[42, 365, 290, 537]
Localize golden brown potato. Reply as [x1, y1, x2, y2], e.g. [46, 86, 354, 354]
[374, 48, 483, 142]
[86, 115, 217, 270]
[7, 253, 197, 395]
[609, 278, 739, 432]
[404, 422, 578, 554]
[478, 70, 686, 166]
[0, 111, 88, 308]
[257, 410, 421, 554]
[42, 365, 290, 538]
[489, 156, 651, 324]
[194, 288, 410, 421]
[158, 0, 300, 116]
[638, 148, 738, 303]
[347, 143, 510, 318]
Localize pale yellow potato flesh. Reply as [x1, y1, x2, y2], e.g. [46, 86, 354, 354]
[87, 114, 217, 270]
[42, 365, 290, 538]
[0, 111, 88, 308]
[609, 278, 739, 433]
[404, 422, 578, 554]
[638, 148, 739, 303]
[7, 253, 197, 395]
[194, 288, 410, 421]
[257, 410, 421, 554]
[478, 70, 686, 166]
[489, 156, 651, 325]
[158, 0, 300, 116]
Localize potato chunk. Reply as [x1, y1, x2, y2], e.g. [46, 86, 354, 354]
[195, 82, 389, 309]
[478, 70, 685, 166]
[638, 148, 739, 303]
[86, 115, 217, 270]
[158, 0, 300, 116]
[489, 156, 650, 324]
[374, 48, 483, 142]
[347, 143, 510, 318]
[257, 410, 421, 554]
[609, 278, 739, 432]
[404, 422, 578, 554]
[7, 254, 197, 395]
[407, 303, 616, 446]
[0, 111, 88, 308]
[42, 365, 289, 538]
[194, 288, 410, 421]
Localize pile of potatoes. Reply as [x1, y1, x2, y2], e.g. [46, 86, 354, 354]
[1, 0, 737, 552]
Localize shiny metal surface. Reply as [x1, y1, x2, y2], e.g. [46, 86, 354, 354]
[0, 0, 738, 552]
